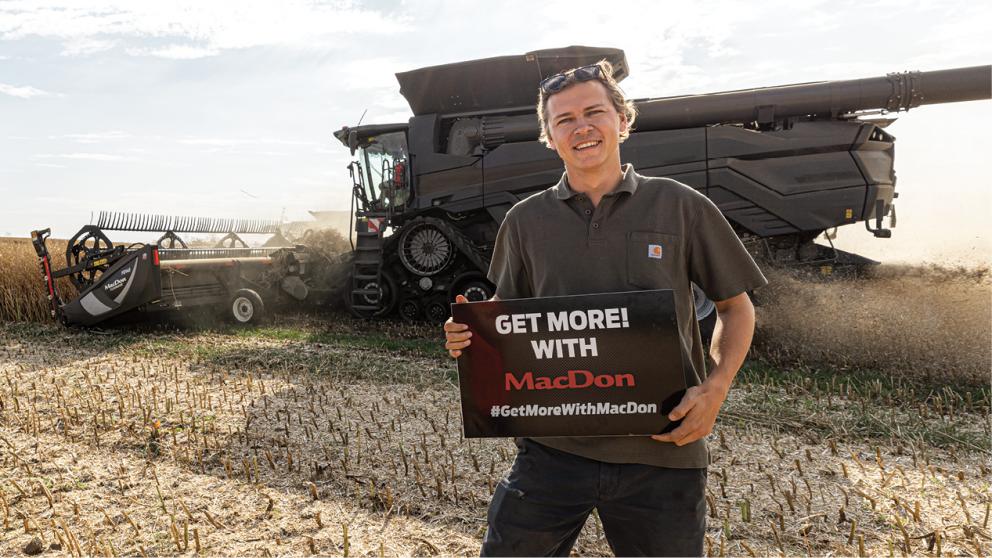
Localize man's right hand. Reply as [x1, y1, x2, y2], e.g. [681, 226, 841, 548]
[444, 294, 472, 358]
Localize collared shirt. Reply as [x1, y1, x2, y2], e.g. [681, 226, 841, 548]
[487, 164, 768, 468]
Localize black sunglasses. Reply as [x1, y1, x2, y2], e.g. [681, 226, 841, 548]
[539, 63, 605, 95]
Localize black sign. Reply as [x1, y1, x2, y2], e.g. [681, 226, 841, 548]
[451, 290, 688, 438]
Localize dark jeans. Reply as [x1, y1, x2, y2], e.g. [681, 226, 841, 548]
[482, 439, 707, 557]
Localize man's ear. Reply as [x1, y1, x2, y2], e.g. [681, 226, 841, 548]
[545, 134, 559, 153]
[618, 112, 629, 136]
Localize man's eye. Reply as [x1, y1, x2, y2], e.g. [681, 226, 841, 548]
[556, 118, 572, 126]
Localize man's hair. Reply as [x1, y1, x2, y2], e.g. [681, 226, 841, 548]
[537, 60, 638, 148]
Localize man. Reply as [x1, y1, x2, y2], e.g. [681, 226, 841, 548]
[444, 61, 767, 557]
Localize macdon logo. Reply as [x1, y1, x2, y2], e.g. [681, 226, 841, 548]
[505, 370, 635, 391]
[103, 277, 128, 291]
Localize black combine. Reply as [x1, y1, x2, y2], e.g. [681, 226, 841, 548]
[334, 46, 991, 322]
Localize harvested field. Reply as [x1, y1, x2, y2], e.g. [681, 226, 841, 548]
[0, 316, 989, 556]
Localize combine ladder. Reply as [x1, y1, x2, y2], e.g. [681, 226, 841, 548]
[349, 213, 388, 315]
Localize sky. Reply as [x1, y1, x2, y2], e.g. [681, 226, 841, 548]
[0, 0, 989, 264]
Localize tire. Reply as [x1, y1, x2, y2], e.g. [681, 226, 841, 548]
[692, 283, 716, 346]
[229, 289, 264, 325]
[698, 311, 716, 347]
[453, 279, 494, 302]
[343, 270, 398, 319]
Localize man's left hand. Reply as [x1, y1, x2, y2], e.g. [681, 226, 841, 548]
[651, 381, 729, 446]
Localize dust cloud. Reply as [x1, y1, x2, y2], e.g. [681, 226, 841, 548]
[752, 263, 991, 384]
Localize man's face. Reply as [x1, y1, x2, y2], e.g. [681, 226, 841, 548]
[544, 80, 628, 172]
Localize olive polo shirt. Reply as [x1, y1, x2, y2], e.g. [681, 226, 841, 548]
[486, 164, 768, 468]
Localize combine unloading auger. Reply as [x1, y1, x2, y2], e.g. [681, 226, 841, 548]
[334, 46, 991, 321]
[31, 212, 313, 327]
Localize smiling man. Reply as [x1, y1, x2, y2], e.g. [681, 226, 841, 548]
[444, 61, 767, 557]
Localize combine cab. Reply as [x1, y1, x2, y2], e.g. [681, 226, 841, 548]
[32, 212, 318, 327]
[335, 46, 991, 322]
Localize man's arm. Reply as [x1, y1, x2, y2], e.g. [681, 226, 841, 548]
[651, 291, 755, 446]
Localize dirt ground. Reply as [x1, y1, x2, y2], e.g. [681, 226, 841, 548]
[0, 316, 989, 557]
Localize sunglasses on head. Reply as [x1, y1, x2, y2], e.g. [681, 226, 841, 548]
[539, 63, 605, 95]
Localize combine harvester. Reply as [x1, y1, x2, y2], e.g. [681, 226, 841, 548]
[31, 46, 990, 328]
[333, 46, 990, 322]
[31, 212, 324, 327]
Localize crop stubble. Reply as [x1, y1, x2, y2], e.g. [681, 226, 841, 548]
[0, 319, 988, 556]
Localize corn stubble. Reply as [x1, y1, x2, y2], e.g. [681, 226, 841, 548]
[0, 319, 987, 557]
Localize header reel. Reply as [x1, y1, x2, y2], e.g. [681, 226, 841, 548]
[65, 225, 127, 290]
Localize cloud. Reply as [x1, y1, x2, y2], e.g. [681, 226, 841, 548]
[51, 131, 133, 143]
[0, 0, 409, 57]
[35, 152, 133, 161]
[0, 82, 56, 98]
[177, 137, 320, 149]
[60, 37, 118, 56]
[125, 44, 219, 59]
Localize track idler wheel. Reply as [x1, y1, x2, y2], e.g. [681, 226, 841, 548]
[344, 271, 398, 319]
[399, 298, 421, 322]
[424, 296, 451, 325]
[454, 279, 494, 302]
[229, 289, 265, 325]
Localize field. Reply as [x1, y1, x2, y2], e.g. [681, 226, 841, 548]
[0, 312, 989, 556]
[0, 235, 990, 556]
[0, 237, 76, 323]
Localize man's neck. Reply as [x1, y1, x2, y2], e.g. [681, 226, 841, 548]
[566, 163, 624, 207]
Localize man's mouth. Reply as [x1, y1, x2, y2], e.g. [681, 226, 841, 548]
[573, 140, 601, 151]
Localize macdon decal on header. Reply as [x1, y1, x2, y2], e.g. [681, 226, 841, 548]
[505, 370, 636, 391]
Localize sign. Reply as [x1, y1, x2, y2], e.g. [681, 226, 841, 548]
[451, 290, 688, 438]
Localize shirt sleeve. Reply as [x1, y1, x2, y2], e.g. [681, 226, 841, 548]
[487, 211, 533, 300]
[688, 195, 768, 302]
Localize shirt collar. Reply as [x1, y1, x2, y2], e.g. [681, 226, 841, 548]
[553, 163, 639, 200]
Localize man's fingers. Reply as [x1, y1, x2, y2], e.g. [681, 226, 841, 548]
[653, 425, 700, 446]
[445, 331, 472, 343]
[445, 339, 472, 351]
[652, 421, 690, 443]
[444, 321, 470, 332]
[444, 295, 471, 360]
[668, 396, 696, 421]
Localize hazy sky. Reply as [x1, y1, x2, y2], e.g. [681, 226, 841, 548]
[1, 0, 989, 264]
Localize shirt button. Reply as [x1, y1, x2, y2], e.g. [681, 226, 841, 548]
[592, 223, 600, 229]
[584, 209, 591, 215]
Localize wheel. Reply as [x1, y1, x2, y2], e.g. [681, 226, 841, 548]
[424, 297, 450, 325]
[398, 221, 455, 276]
[229, 289, 264, 325]
[398, 298, 421, 322]
[454, 279, 494, 302]
[692, 283, 716, 346]
[344, 271, 398, 318]
[65, 225, 115, 290]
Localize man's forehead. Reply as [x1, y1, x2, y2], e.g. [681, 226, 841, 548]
[546, 80, 612, 117]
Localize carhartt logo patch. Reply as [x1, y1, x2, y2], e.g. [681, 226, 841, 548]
[647, 244, 663, 259]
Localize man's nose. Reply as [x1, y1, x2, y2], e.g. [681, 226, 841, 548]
[572, 117, 594, 134]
